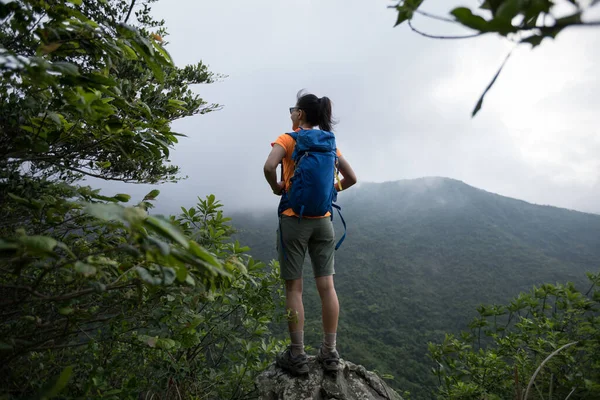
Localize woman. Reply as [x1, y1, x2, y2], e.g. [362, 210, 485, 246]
[263, 91, 357, 375]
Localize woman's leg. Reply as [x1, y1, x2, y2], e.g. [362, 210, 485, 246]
[309, 218, 338, 355]
[315, 275, 339, 352]
[285, 278, 305, 356]
[275, 216, 310, 374]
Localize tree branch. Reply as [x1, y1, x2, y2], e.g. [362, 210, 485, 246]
[0, 282, 137, 304]
[408, 20, 482, 40]
[415, 9, 458, 24]
[124, 0, 136, 23]
[47, 161, 139, 183]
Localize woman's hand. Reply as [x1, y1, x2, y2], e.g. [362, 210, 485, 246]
[272, 181, 285, 196]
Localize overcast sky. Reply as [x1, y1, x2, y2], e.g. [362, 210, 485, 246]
[96, 0, 600, 215]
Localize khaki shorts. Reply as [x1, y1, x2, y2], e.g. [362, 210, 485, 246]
[277, 215, 336, 280]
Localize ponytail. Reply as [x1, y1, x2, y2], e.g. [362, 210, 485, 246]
[296, 90, 337, 132]
[318, 97, 333, 132]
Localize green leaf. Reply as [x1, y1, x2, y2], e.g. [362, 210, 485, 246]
[42, 366, 73, 398]
[156, 338, 176, 350]
[175, 265, 188, 282]
[123, 207, 148, 224]
[143, 189, 160, 201]
[144, 217, 189, 249]
[136, 267, 176, 286]
[521, 35, 544, 47]
[451, 8, 490, 31]
[32, 137, 50, 153]
[50, 61, 80, 76]
[0, 2, 21, 19]
[85, 203, 126, 223]
[153, 40, 173, 64]
[86, 255, 118, 266]
[58, 307, 74, 315]
[167, 99, 188, 111]
[86, 72, 117, 86]
[47, 112, 63, 127]
[555, 12, 582, 27]
[136, 267, 162, 286]
[394, 7, 412, 26]
[67, 0, 83, 4]
[19, 235, 58, 255]
[394, 0, 424, 27]
[188, 241, 221, 268]
[185, 273, 196, 286]
[160, 267, 177, 285]
[8, 193, 41, 209]
[146, 58, 165, 83]
[123, 33, 165, 82]
[0, 240, 19, 252]
[39, 42, 62, 54]
[113, 193, 131, 203]
[147, 236, 170, 256]
[479, 0, 509, 15]
[138, 100, 153, 118]
[495, 0, 520, 22]
[472, 51, 512, 117]
[74, 261, 97, 277]
[119, 42, 138, 60]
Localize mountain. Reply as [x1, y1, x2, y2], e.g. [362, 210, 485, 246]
[230, 177, 600, 398]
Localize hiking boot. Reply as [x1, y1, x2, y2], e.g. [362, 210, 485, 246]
[276, 347, 309, 376]
[317, 347, 340, 372]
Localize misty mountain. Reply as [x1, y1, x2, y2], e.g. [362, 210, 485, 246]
[230, 177, 600, 397]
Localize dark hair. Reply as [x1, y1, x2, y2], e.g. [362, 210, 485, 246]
[296, 90, 336, 132]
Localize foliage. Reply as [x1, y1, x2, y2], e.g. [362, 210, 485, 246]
[1, 194, 285, 398]
[390, 0, 600, 116]
[0, 1, 284, 398]
[429, 272, 600, 399]
[0, 0, 219, 187]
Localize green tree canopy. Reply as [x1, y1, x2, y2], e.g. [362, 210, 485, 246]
[0, 1, 284, 398]
[429, 273, 600, 399]
[1, 0, 219, 186]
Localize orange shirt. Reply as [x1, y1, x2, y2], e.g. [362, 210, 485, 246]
[272, 130, 342, 218]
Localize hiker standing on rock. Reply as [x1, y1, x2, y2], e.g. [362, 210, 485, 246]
[263, 90, 357, 375]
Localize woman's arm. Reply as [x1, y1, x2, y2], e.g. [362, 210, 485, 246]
[263, 144, 286, 195]
[336, 154, 357, 191]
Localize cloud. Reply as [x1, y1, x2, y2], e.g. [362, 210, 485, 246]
[93, 0, 600, 215]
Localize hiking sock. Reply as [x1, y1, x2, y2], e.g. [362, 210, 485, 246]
[290, 331, 305, 357]
[322, 332, 337, 354]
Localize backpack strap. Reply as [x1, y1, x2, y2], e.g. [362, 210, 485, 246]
[286, 131, 298, 141]
[332, 203, 346, 250]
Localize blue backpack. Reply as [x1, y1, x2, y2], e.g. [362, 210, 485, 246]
[278, 129, 346, 256]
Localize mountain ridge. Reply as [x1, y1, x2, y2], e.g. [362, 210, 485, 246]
[230, 177, 598, 217]
[230, 177, 600, 398]
[345, 176, 598, 215]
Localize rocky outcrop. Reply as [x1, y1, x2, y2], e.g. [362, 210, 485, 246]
[257, 356, 403, 400]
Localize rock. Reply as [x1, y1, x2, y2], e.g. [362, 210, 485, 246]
[257, 356, 404, 400]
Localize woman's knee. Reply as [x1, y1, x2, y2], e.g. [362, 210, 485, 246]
[315, 275, 335, 295]
[285, 278, 303, 295]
